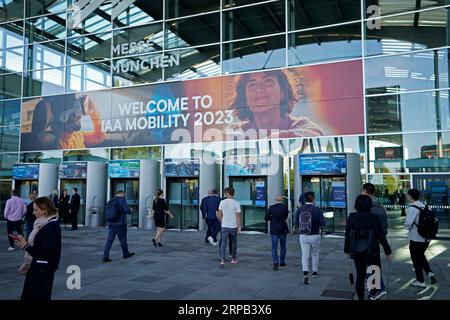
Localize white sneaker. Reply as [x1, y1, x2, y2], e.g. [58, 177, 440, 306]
[207, 236, 214, 244]
[212, 241, 218, 247]
[410, 280, 426, 288]
[7, 247, 15, 251]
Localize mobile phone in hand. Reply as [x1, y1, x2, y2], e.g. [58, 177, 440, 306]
[8, 234, 19, 241]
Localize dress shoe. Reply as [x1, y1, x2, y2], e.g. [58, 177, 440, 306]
[103, 257, 112, 263]
[273, 263, 279, 271]
[123, 252, 135, 259]
[280, 263, 287, 267]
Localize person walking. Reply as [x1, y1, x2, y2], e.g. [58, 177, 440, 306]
[24, 193, 37, 240]
[295, 192, 326, 284]
[69, 188, 80, 230]
[102, 191, 135, 262]
[344, 195, 392, 300]
[151, 189, 174, 247]
[59, 189, 70, 229]
[362, 183, 389, 300]
[405, 189, 437, 287]
[5, 190, 27, 251]
[14, 197, 61, 300]
[200, 188, 221, 245]
[217, 187, 241, 268]
[399, 189, 406, 217]
[298, 186, 309, 207]
[265, 195, 289, 271]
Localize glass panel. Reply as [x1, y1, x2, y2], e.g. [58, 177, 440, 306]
[0, 99, 20, 126]
[288, 0, 361, 31]
[25, 42, 65, 70]
[110, 146, 161, 160]
[368, 134, 404, 173]
[20, 150, 63, 163]
[0, 21, 25, 49]
[164, 45, 220, 81]
[364, 0, 446, 18]
[60, 179, 86, 225]
[67, 1, 111, 35]
[365, 48, 449, 94]
[223, 0, 268, 9]
[112, 53, 163, 87]
[183, 178, 199, 229]
[288, 23, 362, 66]
[166, 0, 219, 19]
[114, 0, 162, 28]
[67, 32, 112, 63]
[167, 12, 219, 49]
[0, 152, 17, 178]
[0, 125, 19, 152]
[25, 13, 67, 43]
[0, 73, 22, 99]
[367, 90, 450, 133]
[0, 179, 12, 218]
[365, 8, 449, 57]
[23, 67, 65, 97]
[223, 35, 286, 74]
[0, 0, 24, 23]
[63, 149, 109, 161]
[112, 22, 163, 58]
[25, 0, 67, 18]
[67, 61, 111, 92]
[0, 47, 24, 74]
[167, 180, 182, 229]
[223, 2, 284, 42]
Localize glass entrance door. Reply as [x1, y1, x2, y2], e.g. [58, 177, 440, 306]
[16, 180, 38, 199]
[413, 174, 450, 233]
[111, 179, 139, 227]
[302, 176, 347, 233]
[167, 178, 199, 230]
[60, 180, 87, 226]
[229, 177, 267, 232]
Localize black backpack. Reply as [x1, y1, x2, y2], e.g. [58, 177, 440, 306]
[349, 214, 376, 256]
[105, 198, 121, 223]
[410, 205, 439, 240]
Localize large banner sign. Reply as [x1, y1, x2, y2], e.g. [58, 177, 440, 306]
[20, 60, 363, 151]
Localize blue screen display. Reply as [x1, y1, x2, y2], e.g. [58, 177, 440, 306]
[164, 159, 200, 177]
[13, 164, 39, 180]
[108, 160, 140, 178]
[59, 162, 87, 179]
[299, 154, 347, 175]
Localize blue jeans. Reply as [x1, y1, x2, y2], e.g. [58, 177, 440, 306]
[103, 225, 130, 259]
[271, 233, 287, 264]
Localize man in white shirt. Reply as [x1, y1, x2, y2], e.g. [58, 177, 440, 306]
[217, 187, 241, 268]
[405, 188, 437, 288]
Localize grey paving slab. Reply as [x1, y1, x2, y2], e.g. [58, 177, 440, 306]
[1, 221, 450, 300]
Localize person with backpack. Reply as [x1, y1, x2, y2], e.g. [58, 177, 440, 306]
[102, 190, 135, 262]
[344, 195, 392, 300]
[265, 195, 289, 271]
[362, 183, 388, 300]
[405, 189, 438, 287]
[295, 192, 326, 284]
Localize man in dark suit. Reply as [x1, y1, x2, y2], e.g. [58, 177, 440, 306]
[200, 188, 221, 245]
[265, 195, 289, 271]
[69, 188, 80, 230]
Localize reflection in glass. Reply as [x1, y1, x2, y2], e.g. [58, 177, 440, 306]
[0, 0, 24, 22]
[0, 125, 19, 152]
[25, 0, 67, 18]
[67, 62, 111, 92]
[364, 0, 444, 18]
[365, 48, 449, 94]
[0, 99, 21, 126]
[112, 22, 163, 57]
[63, 149, 109, 161]
[223, 2, 284, 42]
[164, 45, 220, 81]
[365, 7, 449, 57]
[289, 0, 361, 31]
[67, 32, 112, 63]
[0, 21, 25, 49]
[25, 13, 67, 43]
[112, 53, 163, 87]
[223, 35, 285, 74]
[288, 23, 362, 66]
[0, 72, 22, 99]
[20, 150, 63, 163]
[25, 42, 65, 70]
[0, 47, 24, 73]
[166, 0, 219, 19]
[0, 153, 17, 178]
[114, 1, 160, 27]
[111, 146, 161, 160]
[23, 67, 65, 97]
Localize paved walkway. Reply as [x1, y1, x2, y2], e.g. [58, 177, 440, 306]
[0, 222, 449, 300]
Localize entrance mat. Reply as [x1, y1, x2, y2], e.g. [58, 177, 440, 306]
[321, 289, 355, 300]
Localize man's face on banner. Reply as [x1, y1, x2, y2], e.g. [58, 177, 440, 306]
[245, 73, 282, 111]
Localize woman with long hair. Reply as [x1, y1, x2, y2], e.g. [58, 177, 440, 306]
[151, 189, 173, 247]
[14, 197, 61, 300]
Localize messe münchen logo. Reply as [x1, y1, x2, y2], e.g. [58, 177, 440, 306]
[68, 0, 137, 29]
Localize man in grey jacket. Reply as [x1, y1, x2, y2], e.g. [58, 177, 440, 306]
[362, 183, 388, 300]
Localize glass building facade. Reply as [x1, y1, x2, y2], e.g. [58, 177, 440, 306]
[0, 0, 449, 234]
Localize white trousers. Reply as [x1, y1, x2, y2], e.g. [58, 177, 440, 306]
[299, 234, 321, 273]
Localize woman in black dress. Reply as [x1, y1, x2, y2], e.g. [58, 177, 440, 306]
[151, 189, 173, 246]
[59, 189, 70, 229]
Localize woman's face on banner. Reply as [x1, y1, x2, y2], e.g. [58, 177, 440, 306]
[244, 73, 282, 114]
